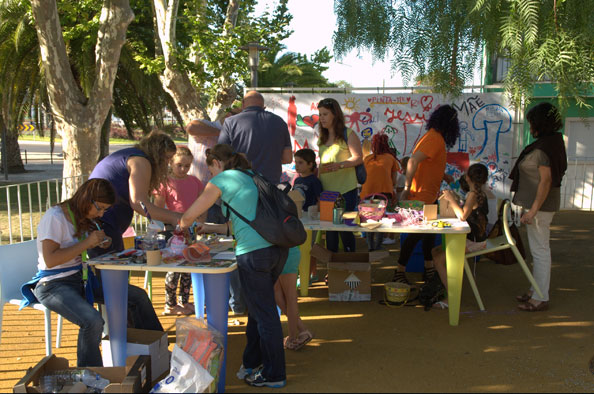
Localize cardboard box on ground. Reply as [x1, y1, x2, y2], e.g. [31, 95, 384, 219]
[102, 328, 170, 384]
[13, 355, 150, 393]
[311, 244, 389, 301]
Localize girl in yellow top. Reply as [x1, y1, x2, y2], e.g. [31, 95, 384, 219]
[317, 98, 363, 252]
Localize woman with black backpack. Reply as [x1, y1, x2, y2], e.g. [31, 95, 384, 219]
[179, 144, 288, 388]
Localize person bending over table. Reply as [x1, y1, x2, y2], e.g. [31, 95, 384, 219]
[395, 105, 460, 285]
[179, 144, 288, 389]
[25, 179, 115, 366]
[316, 97, 363, 253]
[88, 131, 183, 331]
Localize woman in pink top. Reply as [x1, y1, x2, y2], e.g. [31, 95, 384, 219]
[155, 146, 204, 315]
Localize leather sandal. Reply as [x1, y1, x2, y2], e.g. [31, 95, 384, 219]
[517, 300, 549, 312]
[515, 293, 532, 303]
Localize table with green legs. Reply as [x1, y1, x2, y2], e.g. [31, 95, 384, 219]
[298, 217, 470, 326]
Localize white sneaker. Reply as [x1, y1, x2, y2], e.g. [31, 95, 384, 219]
[382, 238, 396, 245]
[237, 364, 263, 380]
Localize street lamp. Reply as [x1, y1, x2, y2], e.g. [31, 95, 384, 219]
[240, 41, 269, 88]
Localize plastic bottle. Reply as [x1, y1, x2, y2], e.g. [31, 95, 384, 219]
[169, 230, 186, 256]
[40, 369, 110, 392]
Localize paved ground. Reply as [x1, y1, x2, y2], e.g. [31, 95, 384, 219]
[1, 211, 593, 392]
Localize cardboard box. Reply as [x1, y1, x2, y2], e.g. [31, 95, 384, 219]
[311, 244, 389, 301]
[13, 355, 150, 393]
[423, 204, 438, 220]
[439, 199, 458, 219]
[102, 328, 170, 383]
[287, 190, 305, 218]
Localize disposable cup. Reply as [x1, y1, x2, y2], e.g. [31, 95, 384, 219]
[146, 250, 161, 266]
[308, 205, 319, 220]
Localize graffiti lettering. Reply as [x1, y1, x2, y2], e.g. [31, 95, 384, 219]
[367, 96, 411, 108]
[384, 108, 427, 124]
[452, 95, 486, 117]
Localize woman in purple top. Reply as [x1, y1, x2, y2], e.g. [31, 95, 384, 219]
[89, 131, 182, 253]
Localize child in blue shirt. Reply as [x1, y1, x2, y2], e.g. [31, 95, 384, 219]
[292, 149, 323, 211]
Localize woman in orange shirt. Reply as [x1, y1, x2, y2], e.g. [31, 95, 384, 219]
[360, 133, 399, 250]
[394, 105, 460, 284]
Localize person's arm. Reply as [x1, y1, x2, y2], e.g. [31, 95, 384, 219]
[195, 222, 232, 235]
[443, 190, 476, 221]
[521, 165, 552, 224]
[186, 119, 221, 137]
[217, 122, 232, 145]
[400, 150, 428, 200]
[41, 232, 106, 268]
[281, 147, 293, 164]
[127, 156, 182, 225]
[179, 182, 222, 229]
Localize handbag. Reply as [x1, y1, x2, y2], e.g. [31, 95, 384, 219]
[343, 127, 367, 184]
[485, 200, 526, 265]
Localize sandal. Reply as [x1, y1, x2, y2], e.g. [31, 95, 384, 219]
[162, 304, 189, 316]
[432, 301, 449, 310]
[285, 330, 314, 351]
[515, 293, 532, 303]
[517, 300, 549, 312]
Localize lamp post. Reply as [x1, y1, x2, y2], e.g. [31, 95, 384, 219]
[240, 41, 269, 88]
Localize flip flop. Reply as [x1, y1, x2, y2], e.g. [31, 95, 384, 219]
[432, 301, 449, 310]
[286, 330, 314, 351]
[515, 293, 532, 303]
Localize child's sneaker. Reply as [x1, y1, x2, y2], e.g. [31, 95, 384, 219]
[162, 304, 188, 316]
[236, 364, 263, 380]
[244, 371, 286, 388]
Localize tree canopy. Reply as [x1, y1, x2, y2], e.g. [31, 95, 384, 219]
[333, 0, 594, 109]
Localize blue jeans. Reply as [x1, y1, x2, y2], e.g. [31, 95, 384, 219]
[34, 272, 104, 367]
[326, 189, 358, 252]
[238, 246, 288, 382]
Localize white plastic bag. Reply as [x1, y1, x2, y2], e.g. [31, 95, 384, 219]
[150, 345, 214, 393]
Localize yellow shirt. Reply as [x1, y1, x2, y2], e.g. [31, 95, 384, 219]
[318, 128, 358, 194]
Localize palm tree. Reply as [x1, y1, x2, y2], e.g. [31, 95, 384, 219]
[258, 47, 334, 88]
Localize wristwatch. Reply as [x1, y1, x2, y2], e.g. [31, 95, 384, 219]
[339, 163, 345, 169]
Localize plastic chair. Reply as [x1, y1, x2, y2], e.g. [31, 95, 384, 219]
[463, 201, 543, 311]
[0, 240, 63, 356]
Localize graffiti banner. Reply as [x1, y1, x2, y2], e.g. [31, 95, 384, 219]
[263, 93, 517, 198]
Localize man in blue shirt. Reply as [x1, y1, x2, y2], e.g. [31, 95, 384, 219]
[218, 91, 292, 184]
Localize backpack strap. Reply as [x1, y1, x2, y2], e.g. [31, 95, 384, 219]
[222, 168, 256, 228]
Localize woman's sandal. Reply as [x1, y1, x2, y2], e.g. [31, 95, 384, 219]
[515, 293, 532, 303]
[285, 330, 314, 351]
[432, 301, 449, 310]
[517, 300, 549, 312]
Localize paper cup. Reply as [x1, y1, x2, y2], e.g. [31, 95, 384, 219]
[146, 250, 162, 266]
[308, 205, 319, 220]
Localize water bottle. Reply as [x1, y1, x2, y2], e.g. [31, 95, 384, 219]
[142, 229, 158, 251]
[40, 369, 110, 392]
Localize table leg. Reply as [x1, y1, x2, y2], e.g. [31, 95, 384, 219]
[298, 230, 313, 297]
[203, 272, 231, 393]
[444, 233, 467, 326]
[191, 273, 205, 319]
[101, 269, 129, 366]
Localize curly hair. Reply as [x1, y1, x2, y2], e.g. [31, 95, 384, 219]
[135, 131, 177, 191]
[425, 105, 460, 149]
[317, 98, 346, 145]
[62, 179, 116, 237]
[526, 102, 563, 138]
[172, 145, 193, 161]
[370, 133, 392, 160]
[206, 144, 251, 171]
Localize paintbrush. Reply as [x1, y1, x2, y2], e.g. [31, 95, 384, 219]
[91, 219, 109, 245]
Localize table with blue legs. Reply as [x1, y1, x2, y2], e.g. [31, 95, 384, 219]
[298, 217, 470, 326]
[88, 258, 236, 393]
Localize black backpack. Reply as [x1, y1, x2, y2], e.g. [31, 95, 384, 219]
[223, 169, 307, 248]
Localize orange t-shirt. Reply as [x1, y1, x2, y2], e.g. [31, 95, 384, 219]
[410, 129, 446, 203]
[360, 153, 399, 198]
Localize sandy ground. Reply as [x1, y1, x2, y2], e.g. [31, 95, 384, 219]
[1, 210, 593, 392]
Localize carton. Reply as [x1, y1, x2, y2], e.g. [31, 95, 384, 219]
[423, 204, 438, 220]
[439, 199, 458, 219]
[287, 190, 305, 218]
[310, 244, 389, 301]
[102, 328, 170, 383]
[319, 191, 340, 222]
[13, 355, 150, 393]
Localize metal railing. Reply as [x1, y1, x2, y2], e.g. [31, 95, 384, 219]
[0, 176, 148, 245]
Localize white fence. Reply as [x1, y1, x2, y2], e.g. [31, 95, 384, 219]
[0, 176, 148, 245]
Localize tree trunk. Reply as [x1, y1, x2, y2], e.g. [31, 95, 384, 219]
[0, 115, 25, 173]
[31, 0, 134, 196]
